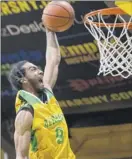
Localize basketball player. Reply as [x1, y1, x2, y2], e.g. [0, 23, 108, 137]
[9, 28, 75, 159]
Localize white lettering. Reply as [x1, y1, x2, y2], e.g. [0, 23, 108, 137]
[3, 21, 46, 37]
[6, 25, 20, 35]
[29, 24, 38, 32]
[38, 22, 45, 32]
[20, 25, 31, 33]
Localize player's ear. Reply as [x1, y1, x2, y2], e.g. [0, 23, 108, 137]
[20, 77, 27, 84]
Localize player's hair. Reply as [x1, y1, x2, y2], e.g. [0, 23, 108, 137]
[8, 60, 28, 91]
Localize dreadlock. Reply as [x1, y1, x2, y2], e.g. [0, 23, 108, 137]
[8, 60, 28, 91]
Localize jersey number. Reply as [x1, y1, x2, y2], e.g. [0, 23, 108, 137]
[55, 127, 64, 144]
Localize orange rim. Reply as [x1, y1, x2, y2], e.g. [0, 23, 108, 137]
[84, 7, 132, 29]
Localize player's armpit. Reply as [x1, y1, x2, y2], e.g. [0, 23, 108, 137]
[14, 110, 33, 159]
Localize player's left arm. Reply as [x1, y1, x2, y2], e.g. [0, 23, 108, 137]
[43, 28, 61, 92]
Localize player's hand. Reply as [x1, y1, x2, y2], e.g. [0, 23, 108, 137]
[45, 27, 56, 34]
[41, 14, 55, 33]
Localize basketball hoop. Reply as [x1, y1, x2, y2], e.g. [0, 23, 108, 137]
[84, 7, 132, 78]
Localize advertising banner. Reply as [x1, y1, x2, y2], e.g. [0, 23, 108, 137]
[1, 1, 132, 119]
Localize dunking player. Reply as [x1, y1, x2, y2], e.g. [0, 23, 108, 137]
[9, 28, 75, 158]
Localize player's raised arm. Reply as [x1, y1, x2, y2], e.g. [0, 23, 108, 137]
[14, 110, 33, 159]
[43, 28, 61, 91]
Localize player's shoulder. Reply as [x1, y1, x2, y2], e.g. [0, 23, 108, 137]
[17, 103, 34, 117]
[15, 109, 33, 132]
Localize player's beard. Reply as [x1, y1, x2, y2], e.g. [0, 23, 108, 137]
[35, 82, 44, 94]
[28, 78, 44, 94]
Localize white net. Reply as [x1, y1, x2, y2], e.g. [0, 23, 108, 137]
[84, 12, 132, 78]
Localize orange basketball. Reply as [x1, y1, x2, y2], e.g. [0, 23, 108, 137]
[42, 1, 75, 32]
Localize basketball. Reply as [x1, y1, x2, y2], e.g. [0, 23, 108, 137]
[42, 1, 75, 32]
